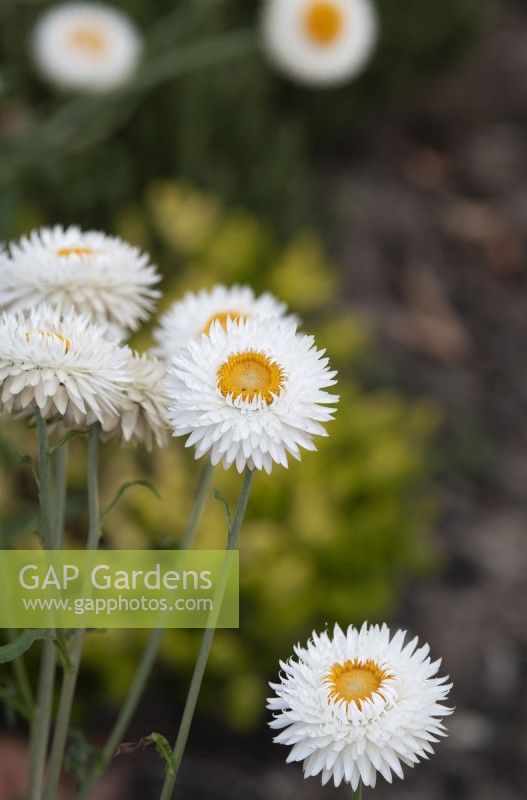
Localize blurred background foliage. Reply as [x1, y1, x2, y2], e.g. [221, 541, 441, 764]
[0, 0, 491, 732]
[1, 181, 440, 728]
[1, 0, 490, 237]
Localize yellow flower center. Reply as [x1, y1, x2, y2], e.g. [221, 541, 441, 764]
[56, 246, 95, 258]
[303, 0, 344, 46]
[326, 659, 390, 707]
[217, 350, 284, 404]
[202, 310, 248, 335]
[69, 27, 107, 55]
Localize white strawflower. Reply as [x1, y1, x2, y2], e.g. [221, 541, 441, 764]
[153, 284, 292, 358]
[102, 352, 169, 450]
[31, 2, 142, 93]
[165, 317, 338, 474]
[0, 305, 131, 429]
[262, 0, 378, 87]
[269, 623, 453, 791]
[1, 226, 160, 331]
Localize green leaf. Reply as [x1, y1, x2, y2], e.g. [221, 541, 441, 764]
[101, 480, 162, 523]
[0, 629, 52, 664]
[0, 681, 33, 721]
[53, 634, 74, 671]
[213, 488, 232, 532]
[147, 733, 176, 775]
[48, 428, 91, 455]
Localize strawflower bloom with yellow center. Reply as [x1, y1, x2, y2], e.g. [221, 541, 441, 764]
[0, 225, 160, 331]
[153, 284, 293, 358]
[165, 316, 337, 473]
[0, 305, 131, 428]
[268, 623, 453, 791]
[30, 1, 142, 93]
[262, 0, 378, 87]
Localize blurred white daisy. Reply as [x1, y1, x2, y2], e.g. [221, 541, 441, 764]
[102, 352, 169, 450]
[31, 2, 142, 93]
[262, 0, 378, 87]
[153, 284, 292, 358]
[1, 226, 160, 331]
[165, 317, 337, 473]
[0, 305, 130, 429]
[268, 623, 453, 791]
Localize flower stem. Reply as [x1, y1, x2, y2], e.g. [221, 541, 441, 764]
[44, 426, 100, 800]
[28, 410, 56, 800]
[50, 443, 68, 547]
[158, 467, 254, 800]
[352, 782, 364, 799]
[77, 461, 214, 800]
[29, 641, 56, 800]
[35, 410, 52, 549]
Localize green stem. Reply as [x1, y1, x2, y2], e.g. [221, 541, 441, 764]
[180, 462, 214, 551]
[50, 444, 68, 547]
[29, 641, 57, 800]
[28, 410, 56, 800]
[77, 461, 214, 800]
[86, 426, 101, 551]
[44, 427, 100, 800]
[158, 467, 254, 800]
[35, 410, 52, 549]
[352, 782, 363, 799]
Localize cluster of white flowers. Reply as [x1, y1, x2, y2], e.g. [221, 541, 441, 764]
[30, 0, 378, 95]
[0, 226, 338, 466]
[17, 5, 454, 790]
[0, 220, 453, 794]
[0, 226, 167, 450]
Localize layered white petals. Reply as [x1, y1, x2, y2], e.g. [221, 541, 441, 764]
[31, 2, 142, 93]
[165, 317, 338, 473]
[153, 284, 292, 357]
[102, 352, 169, 450]
[262, 0, 378, 87]
[0, 305, 131, 429]
[0, 226, 160, 331]
[268, 623, 453, 789]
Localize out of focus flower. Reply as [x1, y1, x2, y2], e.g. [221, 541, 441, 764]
[268, 623, 453, 790]
[0, 305, 130, 428]
[153, 284, 291, 358]
[31, 2, 142, 93]
[262, 0, 378, 87]
[165, 317, 337, 473]
[0, 226, 160, 332]
[102, 352, 169, 450]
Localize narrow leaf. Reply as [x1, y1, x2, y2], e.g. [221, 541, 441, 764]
[148, 733, 176, 775]
[48, 428, 91, 455]
[0, 629, 52, 663]
[101, 480, 162, 523]
[213, 488, 232, 532]
[53, 635, 74, 671]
